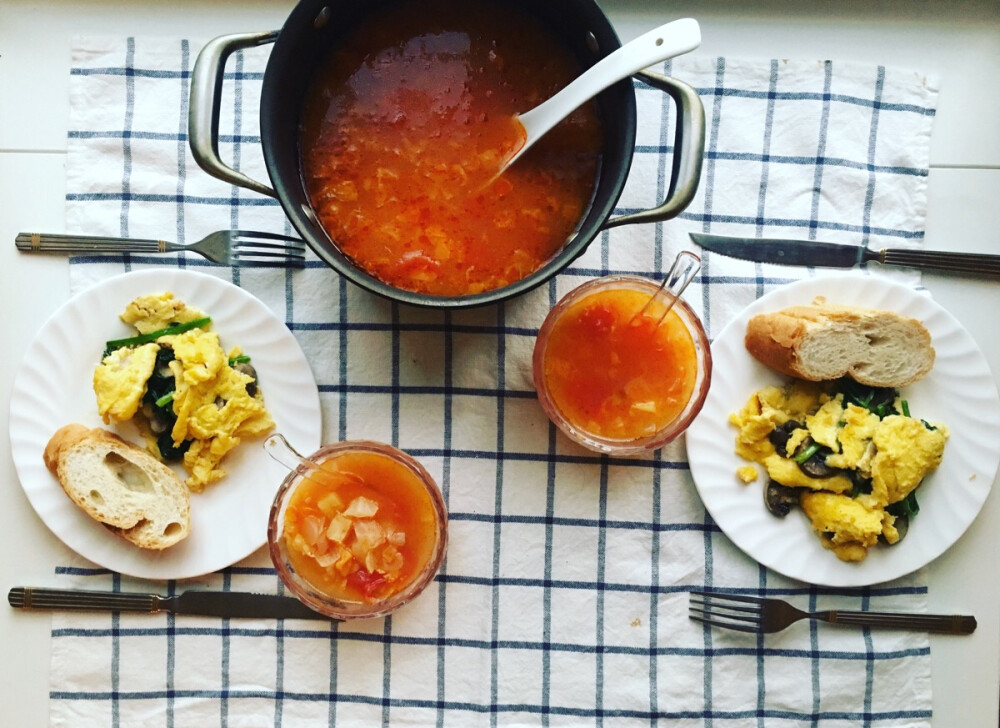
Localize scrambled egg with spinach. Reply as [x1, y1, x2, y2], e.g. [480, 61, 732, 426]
[730, 379, 947, 562]
[93, 292, 274, 491]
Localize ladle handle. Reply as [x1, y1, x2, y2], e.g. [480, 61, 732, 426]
[517, 18, 701, 147]
[189, 31, 278, 198]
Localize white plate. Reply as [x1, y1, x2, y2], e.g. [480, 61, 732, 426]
[685, 273, 1000, 586]
[9, 269, 322, 580]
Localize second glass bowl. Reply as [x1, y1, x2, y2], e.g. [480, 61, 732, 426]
[267, 437, 448, 620]
[532, 274, 712, 455]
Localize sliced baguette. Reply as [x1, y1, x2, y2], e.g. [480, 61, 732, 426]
[43, 424, 191, 550]
[744, 303, 935, 388]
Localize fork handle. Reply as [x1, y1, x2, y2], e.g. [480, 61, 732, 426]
[16, 232, 166, 254]
[820, 610, 977, 635]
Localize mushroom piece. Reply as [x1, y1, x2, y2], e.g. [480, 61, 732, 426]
[233, 362, 258, 397]
[790, 436, 840, 479]
[797, 449, 840, 479]
[767, 420, 803, 458]
[764, 480, 800, 518]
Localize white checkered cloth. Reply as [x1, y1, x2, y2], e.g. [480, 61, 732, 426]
[48, 35, 939, 727]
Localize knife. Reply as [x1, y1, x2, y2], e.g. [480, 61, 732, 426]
[689, 232, 1000, 279]
[8, 586, 330, 621]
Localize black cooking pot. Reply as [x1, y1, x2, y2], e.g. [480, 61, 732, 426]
[189, 0, 705, 309]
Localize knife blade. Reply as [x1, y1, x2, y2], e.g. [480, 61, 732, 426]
[689, 232, 1000, 279]
[8, 586, 330, 621]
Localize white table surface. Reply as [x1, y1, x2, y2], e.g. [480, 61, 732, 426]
[2, 0, 998, 724]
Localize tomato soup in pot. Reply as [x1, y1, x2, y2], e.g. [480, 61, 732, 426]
[299, 0, 603, 297]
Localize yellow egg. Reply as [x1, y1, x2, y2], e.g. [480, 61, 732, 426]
[93, 342, 159, 423]
[800, 491, 883, 562]
[120, 292, 207, 334]
[870, 415, 948, 507]
[761, 454, 854, 493]
[826, 403, 879, 471]
[93, 292, 275, 492]
[804, 396, 843, 451]
[730, 380, 948, 562]
[165, 329, 274, 491]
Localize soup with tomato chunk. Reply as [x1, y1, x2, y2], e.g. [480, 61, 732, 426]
[299, 0, 603, 296]
[280, 448, 442, 604]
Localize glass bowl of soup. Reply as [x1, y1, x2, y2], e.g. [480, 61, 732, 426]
[533, 275, 712, 455]
[266, 437, 448, 620]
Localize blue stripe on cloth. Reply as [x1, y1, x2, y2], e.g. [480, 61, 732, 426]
[698, 56, 728, 728]
[51, 622, 932, 662]
[685, 86, 933, 115]
[48, 684, 934, 723]
[120, 39, 135, 259]
[381, 616, 393, 725]
[275, 615, 285, 727]
[594, 459, 609, 718]
[542, 426, 557, 726]
[71, 66, 263, 81]
[337, 276, 349, 441]
[647, 66, 671, 711]
[166, 579, 177, 728]
[541, 276, 559, 726]
[220, 571, 232, 726]
[69, 130, 262, 144]
[809, 61, 834, 240]
[111, 572, 121, 728]
[174, 41, 190, 251]
[328, 620, 339, 726]
[863, 67, 887, 243]
[436, 309, 454, 728]
[862, 590, 876, 728]
[50, 565, 931, 604]
[489, 303, 507, 728]
[634, 147, 930, 178]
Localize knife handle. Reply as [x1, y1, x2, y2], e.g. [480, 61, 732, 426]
[881, 248, 1000, 279]
[8, 587, 160, 613]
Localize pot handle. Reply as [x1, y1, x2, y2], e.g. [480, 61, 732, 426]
[602, 71, 705, 229]
[189, 31, 279, 198]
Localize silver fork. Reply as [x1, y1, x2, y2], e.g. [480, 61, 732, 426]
[16, 230, 307, 267]
[689, 590, 976, 635]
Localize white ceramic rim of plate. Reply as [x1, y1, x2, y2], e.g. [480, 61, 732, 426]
[684, 272, 1000, 586]
[9, 268, 322, 580]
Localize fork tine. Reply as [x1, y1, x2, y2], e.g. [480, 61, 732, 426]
[231, 230, 305, 244]
[232, 250, 306, 261]
[232, 244, 305, 256]
[230, 230, 307, 266]
[233, 240, 306, 254]
[689, 590, 765, 632]
[688, 612, 760, 634]
[689, 590, 765, 606]
[689, 596, 760, 617]
[232, 254, 306, 268]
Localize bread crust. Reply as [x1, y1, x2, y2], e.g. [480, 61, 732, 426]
[43, 423, 91, 476]
[45, 424, 191, 550]
[744, 303, 934, 387]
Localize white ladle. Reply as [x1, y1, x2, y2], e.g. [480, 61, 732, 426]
[499, 17, 701, 174]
